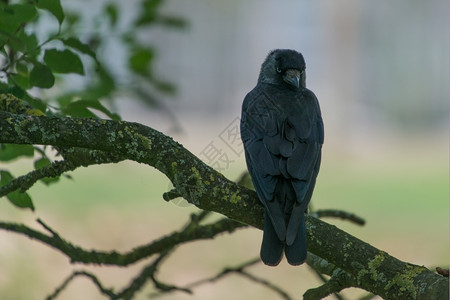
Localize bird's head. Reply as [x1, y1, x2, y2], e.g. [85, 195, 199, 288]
[258, 49, 306, 89]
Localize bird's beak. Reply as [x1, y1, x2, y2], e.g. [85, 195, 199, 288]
[283, 69, 301, 88]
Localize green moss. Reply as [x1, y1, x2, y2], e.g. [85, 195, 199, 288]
[384, 264, 426, 298]
[108, 131, 116, 142]
[135, 133, 152, 150]
[343, 241, 352, 260]
[357, 268, 369, 284]
[0, 93, 44, 116]
[14, 120, 33, 144]
[308, 228, 322, 246]
[182, 166, 206, 205]
[117, 127, 151, 160]
[355, 252, 387, 284]
[229, 191, 241, 204]
[368, 252, 387, 282]
[191, 167, 201, 180]
[28, 124, 40, 133]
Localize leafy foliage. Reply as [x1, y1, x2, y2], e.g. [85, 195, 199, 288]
[0, 144, 34, 161]
[0, 170, 34, 210]
[29, 62, 54, 88]
[43, 48, 84, 75]
[35, 0, 65, 24]
[0, 0, 186, 210]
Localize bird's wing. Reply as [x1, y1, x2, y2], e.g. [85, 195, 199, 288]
[284, 89, 323, 245]
[241, 88, 286, 241]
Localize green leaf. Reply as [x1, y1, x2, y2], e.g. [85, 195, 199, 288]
[129, 48, 154, 76]
[157, 16, 187, 28]
[135, 0, 162, 26]
[19, 94, 47, 113]
[60, 37, 97, 62]
[143, 0, 164, 13]
[0, 4, 37, 32]
[8, 190, 34, 210]
[5, 29, 40, 54]
[30, 63, 55, 89]
[62, 99, 120, 120]
[0, 144, 34, 161]
[15, 61, 28, 75]
[0, 170, 35, 211]
[152, 79, 176, 95]
[105, 3, 118, 27]
[10, 72, 30, 90]
[84, 99, 121, 120]
[34, 157, 51, 169]
[0, 81, 9, 93]
[62, 102, 96, 118]
[5, 85, 28, 100]
[16, 29, 39, 54]
[43, 49, 84, 75]
[34, 157, 59, 185]
[0, 29, 21, 50]
[36, 0, 64, 24]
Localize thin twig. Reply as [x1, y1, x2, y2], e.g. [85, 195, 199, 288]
[185, 258, 260, 288]
[151, 258, 293, 300]
[304, 253, 356, 300]
[307, 264, 346, 300]
[436, 267, 449, 277]
[237, 270, 293, 300]
[46, 271, 116, 300]
[311, 209, 365, 226]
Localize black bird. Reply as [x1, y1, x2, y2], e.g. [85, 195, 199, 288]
[240, 49, 324, 266]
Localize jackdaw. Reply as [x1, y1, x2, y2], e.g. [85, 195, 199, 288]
[240, 49, 324, 266]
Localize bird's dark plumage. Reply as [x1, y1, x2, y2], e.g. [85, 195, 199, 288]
[241, 49, 323, 266]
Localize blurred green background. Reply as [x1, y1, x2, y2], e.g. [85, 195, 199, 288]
[0, 0, 448, 299]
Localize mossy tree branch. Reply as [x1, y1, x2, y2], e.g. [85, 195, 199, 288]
[0, 110, 448, 299]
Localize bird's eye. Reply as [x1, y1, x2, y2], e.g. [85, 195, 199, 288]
[276, 67, 282, 73]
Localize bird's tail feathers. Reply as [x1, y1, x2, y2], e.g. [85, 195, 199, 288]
[286, 203, 307, 245]
[285, 216, 307, 265]
[260, 213, 284, 266]
[264, 201, 286, 241]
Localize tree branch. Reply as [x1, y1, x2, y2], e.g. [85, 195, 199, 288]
[46, 271, 116, 300]
[0, 110, 448, 299]
[311, 209, 366, 226]
[0, 160, 76, 196]
[0, 215, 246, 266]
[150, 258, 293, 300]
[305, 253, 356, 300]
